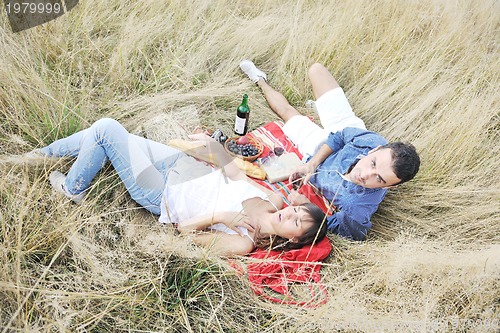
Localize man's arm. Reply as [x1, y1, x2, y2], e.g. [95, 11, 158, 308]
[326, 190, 387, 240]
[289, 143, 333, 185]
[287, 143, 335, 205]
[327, 211, 371, 241]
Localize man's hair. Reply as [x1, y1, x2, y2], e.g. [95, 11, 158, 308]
[382, 142, 420, 185]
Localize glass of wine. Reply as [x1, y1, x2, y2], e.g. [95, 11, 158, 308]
[273, 142, 285, 157]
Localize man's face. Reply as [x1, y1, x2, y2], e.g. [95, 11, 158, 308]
[347, 147, 401, 188]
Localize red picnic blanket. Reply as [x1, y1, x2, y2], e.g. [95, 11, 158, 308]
[242, 121, 333, 306]
[246, 237, 331, 306]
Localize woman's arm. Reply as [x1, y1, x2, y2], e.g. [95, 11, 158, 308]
[177, 211, 254, 235]
[192, 233, 255, 257]
[176, 212, 256, 257]
[169, 135, 283, 208]
[175, 134, 249, 181]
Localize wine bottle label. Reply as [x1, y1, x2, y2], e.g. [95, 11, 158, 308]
[234, 116, 247, 135]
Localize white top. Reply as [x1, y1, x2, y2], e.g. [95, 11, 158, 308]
[159, 156, 269, 241]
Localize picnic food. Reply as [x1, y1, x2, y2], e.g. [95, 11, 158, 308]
[224, 136, 263, 162]
[227, 139, 259, 157]
[168, 138, 266, 180]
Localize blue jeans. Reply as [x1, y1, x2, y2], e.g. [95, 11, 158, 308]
[41, 118, 184, 214]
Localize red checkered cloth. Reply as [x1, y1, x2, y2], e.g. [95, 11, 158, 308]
[239, 121, 333, 307]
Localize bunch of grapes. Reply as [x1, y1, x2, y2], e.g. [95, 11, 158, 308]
[226, 140, 259, 157]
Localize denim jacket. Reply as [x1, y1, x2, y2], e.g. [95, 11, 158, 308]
[309, 127, 388, 240]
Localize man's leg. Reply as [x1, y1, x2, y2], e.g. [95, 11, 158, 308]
[308, 63, 340, 100]
[307, 63, 366, 131]
[257, 79, 300, 122]
[240, 59, 300, 122]
[240, 60, 328, 159]
[257, 63, 341, 121]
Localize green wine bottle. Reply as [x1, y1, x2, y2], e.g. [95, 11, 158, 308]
[234, 94, 250, 135]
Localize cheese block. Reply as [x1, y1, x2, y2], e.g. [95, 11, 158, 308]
[261, 153, 303, 183]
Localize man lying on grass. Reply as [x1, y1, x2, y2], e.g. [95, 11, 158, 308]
[33, 118, 327, 257]
[240, 60, 420, 241]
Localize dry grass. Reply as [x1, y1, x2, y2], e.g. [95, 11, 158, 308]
[0, 0, 499, 332]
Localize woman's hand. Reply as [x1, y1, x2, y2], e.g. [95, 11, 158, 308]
[218, 211, 257, 236]
[187, 133, 238, 175]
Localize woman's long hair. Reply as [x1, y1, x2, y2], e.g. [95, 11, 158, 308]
[254, 203, 328, 251]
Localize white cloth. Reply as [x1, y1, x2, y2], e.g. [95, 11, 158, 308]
[282, 87, 366, 160]
[159, 156, 269, 240]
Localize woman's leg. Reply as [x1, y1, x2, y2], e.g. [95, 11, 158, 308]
[44, 118, 182, 214]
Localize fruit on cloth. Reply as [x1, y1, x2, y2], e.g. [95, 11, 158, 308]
[227, 139, 259, 157]
[236, 136, 250, 145]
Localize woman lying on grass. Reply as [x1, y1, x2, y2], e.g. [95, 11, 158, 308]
[36, 118, 327, 256]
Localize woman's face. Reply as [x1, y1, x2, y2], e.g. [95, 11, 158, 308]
[270, 206, 313, 240]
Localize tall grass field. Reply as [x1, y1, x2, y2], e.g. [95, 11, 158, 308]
[0, 0, 498, 332]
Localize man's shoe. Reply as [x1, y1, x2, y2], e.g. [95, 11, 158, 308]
[49, 171, 86, 204]
[239, 60, 267, 83]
